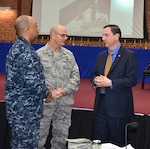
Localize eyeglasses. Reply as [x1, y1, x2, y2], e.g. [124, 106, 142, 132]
[55, 33, 68, 38]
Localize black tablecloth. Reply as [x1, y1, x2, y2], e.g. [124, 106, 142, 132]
[0, 102, 11, 149]
[0, 102, 150, 149]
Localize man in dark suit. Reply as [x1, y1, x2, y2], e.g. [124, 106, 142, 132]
[91, 24, 138, 147]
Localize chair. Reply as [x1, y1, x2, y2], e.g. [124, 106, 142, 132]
[141, 62, 150, 89]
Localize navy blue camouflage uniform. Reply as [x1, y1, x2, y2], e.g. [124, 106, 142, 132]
[5, 36, 49, 149]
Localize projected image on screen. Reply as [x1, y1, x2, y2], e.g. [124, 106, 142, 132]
[59, 0, 110, 37]
[32, 0, 144, 38]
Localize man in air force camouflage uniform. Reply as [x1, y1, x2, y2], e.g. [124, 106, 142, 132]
[37, 25, 80, 149]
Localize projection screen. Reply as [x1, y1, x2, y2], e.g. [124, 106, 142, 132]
[32, 0, 144, 38]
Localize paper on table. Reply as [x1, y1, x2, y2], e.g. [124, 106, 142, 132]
[101, 143, 135, 149]
[66, 138, 92, 143]
[66, 138, 92, 149]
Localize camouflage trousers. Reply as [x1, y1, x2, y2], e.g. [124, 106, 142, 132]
[9, 117, 40, 149]
[38, 103, 72, 149]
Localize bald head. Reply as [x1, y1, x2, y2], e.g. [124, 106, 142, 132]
[50, 25, 66, 35]
[48, 25, 68, 50]
[14, 15, 39, 43]
[15, 15, 30, 35]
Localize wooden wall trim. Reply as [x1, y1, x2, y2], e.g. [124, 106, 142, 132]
[17, 0, 22, 17]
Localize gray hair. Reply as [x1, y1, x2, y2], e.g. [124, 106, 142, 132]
[50, 25, 59, 35]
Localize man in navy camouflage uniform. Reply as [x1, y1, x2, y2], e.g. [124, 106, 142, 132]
[37, 25, 80, 149]
[5, 15, 52, 149]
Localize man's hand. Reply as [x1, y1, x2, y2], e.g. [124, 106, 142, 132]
[51, 88, 66, 99]
[44, 86, 52, 103]
[94, 75, 112, 87]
